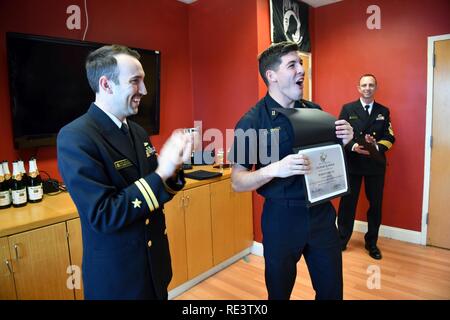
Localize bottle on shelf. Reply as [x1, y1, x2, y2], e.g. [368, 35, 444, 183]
[27, 158, 43, 203]
[11, 161, 27, 207]
[18, 159, 28, 186]
[1, 160, 12, 190]
[0, 165, 12, 209]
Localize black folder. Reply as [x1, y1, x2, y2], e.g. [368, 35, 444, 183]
[185, 170, 223, 180]
[275, 108, 337, 150]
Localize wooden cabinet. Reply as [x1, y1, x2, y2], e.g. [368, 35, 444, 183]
[67, 218, 84, 300]
[165, 184, 213, 286]
[8, 222, 74, 299]
[210, 179, 235, 265]
[233, 190, 253, 253]
[0, 237, 16, 299]
[166, 177, 253, 291]
[210, 180, 254, 265]
[165, 192, 188, 290]
[184, 184, 213, 279]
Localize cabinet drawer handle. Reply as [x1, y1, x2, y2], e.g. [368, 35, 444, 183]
[185, 195, 190, 208]
[5, 259, 13, 274]
[180, 196, 185, 208]
[14, 244, 20, 260]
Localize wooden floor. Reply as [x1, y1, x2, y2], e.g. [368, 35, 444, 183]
[175, 232, 450, 300]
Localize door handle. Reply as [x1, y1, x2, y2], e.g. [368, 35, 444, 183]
[5, 259, 13, 274]
[14, 244, 20, 260]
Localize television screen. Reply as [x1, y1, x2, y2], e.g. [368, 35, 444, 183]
[6, 32, 160, 149]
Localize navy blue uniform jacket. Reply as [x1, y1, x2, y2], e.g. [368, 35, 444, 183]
[340, 100, 395, 175]
[57, 104, 185, 299]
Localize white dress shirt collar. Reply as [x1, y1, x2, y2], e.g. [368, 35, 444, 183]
[360, 98, 374, 115]
[97, 106, 128, 129]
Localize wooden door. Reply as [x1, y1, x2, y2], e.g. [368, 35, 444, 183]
[0, 237, 16, 299]
[210, 179, 235, 265]
[8, 222, 74, 299]
[233, 191, 254, 253]
[299, 52, 311, 101]
[428, 39, 450, 248]
[67, 218, 84, 300]
[184, 184, 213, 279]
[164, 192, 188, 290]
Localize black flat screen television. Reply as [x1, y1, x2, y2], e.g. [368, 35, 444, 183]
[6, 32, 161, 149]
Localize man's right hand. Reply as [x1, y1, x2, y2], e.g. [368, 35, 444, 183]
[352, 143, 370, 155]
[156, 130, 192, 180]
[264, 154, 311, 178]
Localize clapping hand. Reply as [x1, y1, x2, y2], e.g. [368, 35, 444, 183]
[156, 130, 193, 180]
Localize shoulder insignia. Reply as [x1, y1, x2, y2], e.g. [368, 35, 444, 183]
[145, 145, 156, 158]
[270, 127, 281, 133]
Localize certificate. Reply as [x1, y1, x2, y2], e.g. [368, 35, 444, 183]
[300, 144, 348, 205]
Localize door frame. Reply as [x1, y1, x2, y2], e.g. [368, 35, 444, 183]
[299, 51, 312, 100]
[421, 34, 450, 245]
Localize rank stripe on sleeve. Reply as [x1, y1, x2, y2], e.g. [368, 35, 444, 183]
[138, 178, 160, 210]
[134, 180, 155, 211]
[378, 140, 393, 149]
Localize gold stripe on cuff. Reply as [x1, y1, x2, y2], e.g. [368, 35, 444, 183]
[139, 178, 159, 210]
[134, 180, 155, 211]
[378, 140, 393, 149]
[388, 122, 395, 136]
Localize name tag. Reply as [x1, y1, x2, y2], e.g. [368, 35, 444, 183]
[114, 159, 133, 170]
[349, 115, 358, 120]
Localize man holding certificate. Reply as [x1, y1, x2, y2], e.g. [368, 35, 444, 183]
[230, 41, 353, 300]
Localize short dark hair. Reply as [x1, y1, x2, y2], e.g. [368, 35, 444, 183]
[85, 45, 141, 93]
[359, 73, 377, 85]
[258, 41, 299, 85]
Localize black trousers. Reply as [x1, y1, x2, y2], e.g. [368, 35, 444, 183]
[337, 173, 385, 247]
[262, 200, 343, 300]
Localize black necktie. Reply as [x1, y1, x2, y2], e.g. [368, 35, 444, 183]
[364, 105, 370, 116]
[121, 123, 134, 147]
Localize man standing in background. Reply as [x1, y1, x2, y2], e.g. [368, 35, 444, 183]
[337, 74, 395, 260]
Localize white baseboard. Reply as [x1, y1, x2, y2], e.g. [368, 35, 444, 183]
[168, 247, 251, 299]
[353, 220, 422, 244]
[251, 241, 264, 257]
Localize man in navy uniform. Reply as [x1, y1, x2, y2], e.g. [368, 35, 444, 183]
[337, 74, 395, 260]
[230, 41, 354, 300]
[57, 45, 192, 299]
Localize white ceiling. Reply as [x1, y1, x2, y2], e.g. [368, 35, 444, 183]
[177, 0, 342, 7]
[301, 0, 342, 7]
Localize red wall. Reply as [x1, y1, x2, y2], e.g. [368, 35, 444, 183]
[189, 0, 259, 139]
[311, 0, 450, 231]
[189, 0, 262, 239]
[0, 0, 194, 181]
